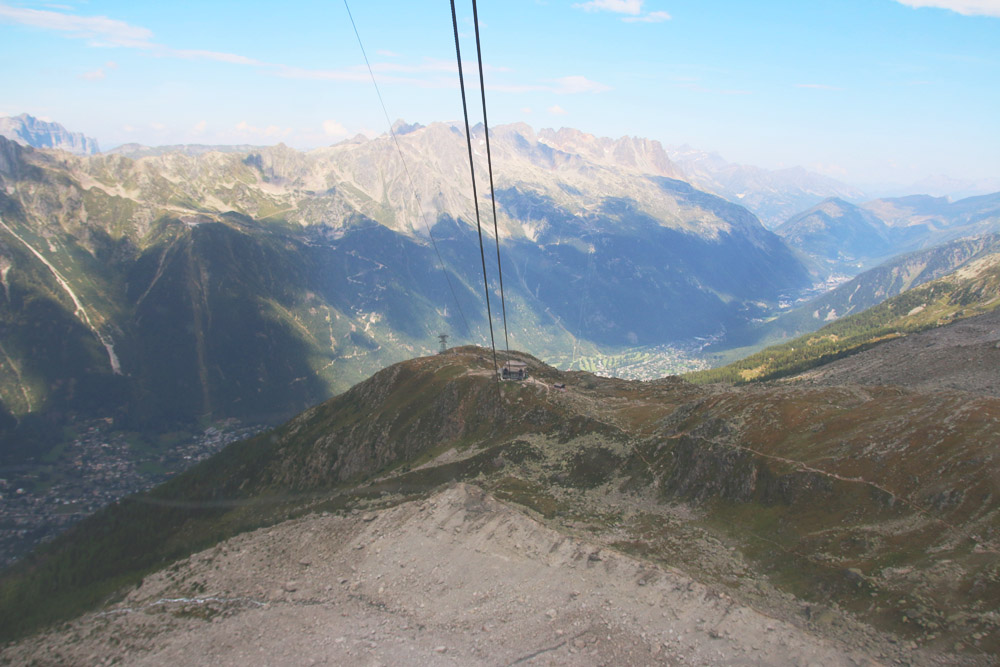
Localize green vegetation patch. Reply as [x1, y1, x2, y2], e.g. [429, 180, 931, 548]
[491, 477, 566, 519]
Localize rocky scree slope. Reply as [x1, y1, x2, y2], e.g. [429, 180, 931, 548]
[2, 345, 998, 663]
[790, 302, 1000, 395]
[4, 484, 887, 667]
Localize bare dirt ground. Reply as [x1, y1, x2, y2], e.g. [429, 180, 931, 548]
[5, 484, 900, 666]
[790, 309, 1000, 395]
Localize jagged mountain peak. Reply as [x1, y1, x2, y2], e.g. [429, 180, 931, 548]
[0, 113, 99, 156]
[0, 118, 807, 449]
[536, 126, 682, 180]
[390, 119, 424, 136]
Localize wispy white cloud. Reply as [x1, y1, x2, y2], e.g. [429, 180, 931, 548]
[893, 0, 1000, 17]
[149, 122, 166, 131]
[376, 49, 400, 57]
[0, 2, 266, 65]
[171, 49, 264, 66]
[548, 105, 568, 115]
[795, 83, 843, 90]
[553, 75, 612, 93]
[622, 10, 671, 22]
[521, 107, 533, 114]
[0, 2, 597, 97]
[0, 2, 153, 47]
[574, 0, 643, 15]
[573, 0, 670, 23]
[193, 120, 208, 134]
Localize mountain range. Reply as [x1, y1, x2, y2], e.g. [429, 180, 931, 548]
[0, 114, 99, 156]
[756, 231, 1000, 346]
[0, 123, 808, 460]
[692, 242, 1000, 383]
[667, 145, 867, 229]
[778, 195, 1000, 276]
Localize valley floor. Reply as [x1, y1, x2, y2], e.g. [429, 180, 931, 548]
[0, 420, 263, 567]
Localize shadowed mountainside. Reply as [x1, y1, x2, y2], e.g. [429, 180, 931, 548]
[0, 125, 808, 460]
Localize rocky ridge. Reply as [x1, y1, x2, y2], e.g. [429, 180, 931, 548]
[777, 194, 1000, 279]
[666, 146, 866, 229]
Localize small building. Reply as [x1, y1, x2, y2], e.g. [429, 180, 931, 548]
[500, 360, 528, 381]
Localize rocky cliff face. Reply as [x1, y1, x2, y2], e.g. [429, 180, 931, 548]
[0, 114, 99, 155]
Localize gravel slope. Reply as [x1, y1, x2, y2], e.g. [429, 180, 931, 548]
[790, 308, 1000, 395]
[4, 484, 897, 666]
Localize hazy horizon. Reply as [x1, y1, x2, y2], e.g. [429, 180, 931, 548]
[2, 0, 999, 193]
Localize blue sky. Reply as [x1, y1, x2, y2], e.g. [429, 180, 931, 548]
[0, 0, 998, 189]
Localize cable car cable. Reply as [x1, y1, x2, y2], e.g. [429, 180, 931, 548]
[342, 0, 472, 340]
[470, 0, 510, 358]
[450, 0, 501, 389]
